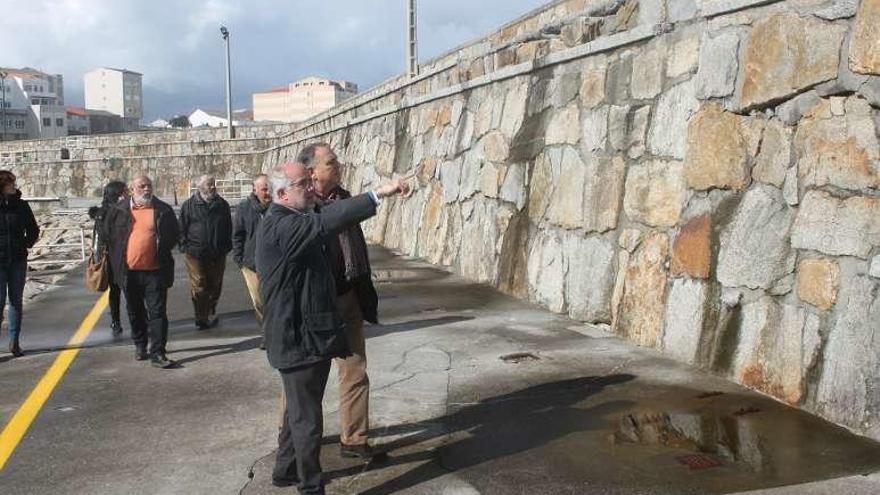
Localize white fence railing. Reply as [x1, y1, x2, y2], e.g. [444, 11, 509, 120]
[28, 227, 87, 266]
[189, 179, 251, 202]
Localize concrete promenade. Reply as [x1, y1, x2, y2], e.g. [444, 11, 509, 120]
[1, 247, 879, 494]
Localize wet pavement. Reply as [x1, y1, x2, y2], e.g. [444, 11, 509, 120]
[1, 247, 880, 494]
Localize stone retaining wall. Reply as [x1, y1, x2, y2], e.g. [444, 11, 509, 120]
[3, 0, 880, 441]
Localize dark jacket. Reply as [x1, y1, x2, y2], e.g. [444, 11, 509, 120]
[320, 187, 379, 324]
[0, 190, 40, 263]
[256, 194, 376, 370]
[232, 194, 268, 271]
[103, 197, 180, 288]
[179, 193, 232, 259]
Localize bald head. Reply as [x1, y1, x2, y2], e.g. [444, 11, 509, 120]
[196, 174, 217, 201]
[252, 174, 270, 205]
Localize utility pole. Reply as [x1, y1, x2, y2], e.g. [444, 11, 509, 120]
[0, 71, 7, 142]
[220, 26, 235, 139]
[407, 0, 419, 78]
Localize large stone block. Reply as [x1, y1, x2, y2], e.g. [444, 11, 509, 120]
[631, 40, 666, 100]
[684, 104, 762, 191]
[671, 214, 712, 279]
[667, 34, 701, 79]
[717, 185, 796, 290]
[813, 275, 880, 438]
[564, 233, 617, 322]
[735, 298, 821, 405]
[753, 119, 793, 187]
[545, 104, 581, 145]
[739, 14, 846, 109]
[792, 190, 880, 258]
[795, 97, 880, 192]
[850, 0, 880, 75]
[796, 257, 840, 311]
[648, 79, 699, 159]
[614, 232, 669, 348]
[545, 147, 587, 229]
[695, 31, 739, 99]
[581, 106, 609, 152]
[662, 278, 709, 364]
[624, 160, 688, 228]
[527, 231, 566, 313]
[579, 56, 608, 108]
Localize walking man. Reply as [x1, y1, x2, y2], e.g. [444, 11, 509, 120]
[232, 174, 270, 336]
[179, 175, 232, 330]
[104, 175, 180, 368]
[300, 143, 380, 459]
[257, 161, 407, 493]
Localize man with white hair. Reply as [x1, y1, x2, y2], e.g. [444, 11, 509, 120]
[179, 174, 233, 329]
[103, 175, 180, 368]
[256, 160, 408, 493]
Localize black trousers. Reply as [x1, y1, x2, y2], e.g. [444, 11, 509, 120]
[274, 360, 332, 495]
[109, 281, 122, 325]
[124, 270, 169, 356]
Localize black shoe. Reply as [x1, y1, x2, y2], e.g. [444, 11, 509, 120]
[195, 320, 209, 330]
[111, 321, 123, 338]
[9, 340, 23, 358]
[271, 476, 299, 487]
[150, 353, 176, 369]
[207, 316, 220, 328]
[340, 443, 386, 461]
[135, 346, 149, 361]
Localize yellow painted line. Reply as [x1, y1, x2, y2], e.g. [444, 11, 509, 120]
[0, 290, 109, 471]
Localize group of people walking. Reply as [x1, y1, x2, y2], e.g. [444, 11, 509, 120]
[2, 143, 407, 494]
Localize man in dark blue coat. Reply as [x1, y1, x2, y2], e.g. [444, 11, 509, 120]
[256, 161, 407, 494]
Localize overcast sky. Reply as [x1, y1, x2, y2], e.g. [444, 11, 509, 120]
[1, 0, 546, 121]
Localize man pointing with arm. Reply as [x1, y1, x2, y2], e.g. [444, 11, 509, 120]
[256, 160, 408, 494]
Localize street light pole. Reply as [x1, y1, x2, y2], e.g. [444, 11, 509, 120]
[0, 71, 7, 142]
[407, 0, 419, 78]
[220, 26, 234, 139]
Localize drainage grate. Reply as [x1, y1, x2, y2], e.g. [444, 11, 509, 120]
[499, 352, 540, 363]
[696, 391, 724, 399]
[677, 454, 723, 470]
[733, 406, 761, 417]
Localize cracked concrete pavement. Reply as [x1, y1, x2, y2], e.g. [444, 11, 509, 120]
[2, 246, 880, 494]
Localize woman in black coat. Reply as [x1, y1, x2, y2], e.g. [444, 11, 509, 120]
[0, 171, 39, 357]
[88, 181, 127, 338]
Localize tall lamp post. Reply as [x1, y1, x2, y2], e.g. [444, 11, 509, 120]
[407, 0, 419, 78]
[220, 25, 234, 139]
[0, 71, 8, 142]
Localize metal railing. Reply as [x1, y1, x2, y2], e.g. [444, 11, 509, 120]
[188, 178, 251, 202]
[28, 227, 87, 266]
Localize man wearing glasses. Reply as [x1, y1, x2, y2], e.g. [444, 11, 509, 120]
[256, 160, 408, 494]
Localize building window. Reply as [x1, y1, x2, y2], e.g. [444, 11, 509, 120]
[14, 121, 23, 129]
[43, 117, 51, 126]
[56, 118, 64, 127]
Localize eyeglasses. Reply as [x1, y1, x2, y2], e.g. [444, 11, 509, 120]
[289, 177, 312, 190]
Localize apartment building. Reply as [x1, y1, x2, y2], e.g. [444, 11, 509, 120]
[84, 67, 143, 132]
[252, 76, 358, 123]
[0, 67, 66, 140]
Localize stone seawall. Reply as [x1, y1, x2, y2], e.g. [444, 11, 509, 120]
[3, 0, 880, 441]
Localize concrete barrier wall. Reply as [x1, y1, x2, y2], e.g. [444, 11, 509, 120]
[4, 0, 880, 440]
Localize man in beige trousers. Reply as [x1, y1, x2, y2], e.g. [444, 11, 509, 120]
[300, 142, 382, 460]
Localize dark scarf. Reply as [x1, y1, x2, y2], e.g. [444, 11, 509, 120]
[316, 186, 371, 281]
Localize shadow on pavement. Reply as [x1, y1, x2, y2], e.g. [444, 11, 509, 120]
[169, 336, 263, 366]
[367, 315, 474, 338]
[336, 374, 637, 494]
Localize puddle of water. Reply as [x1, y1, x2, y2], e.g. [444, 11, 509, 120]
[614, 408, 772, 473]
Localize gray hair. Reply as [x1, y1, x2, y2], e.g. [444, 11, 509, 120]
[195, 174, 215, 187]
[269, 169, 293, 202]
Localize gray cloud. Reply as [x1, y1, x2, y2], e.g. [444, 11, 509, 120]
[1, 0, 545, 121]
